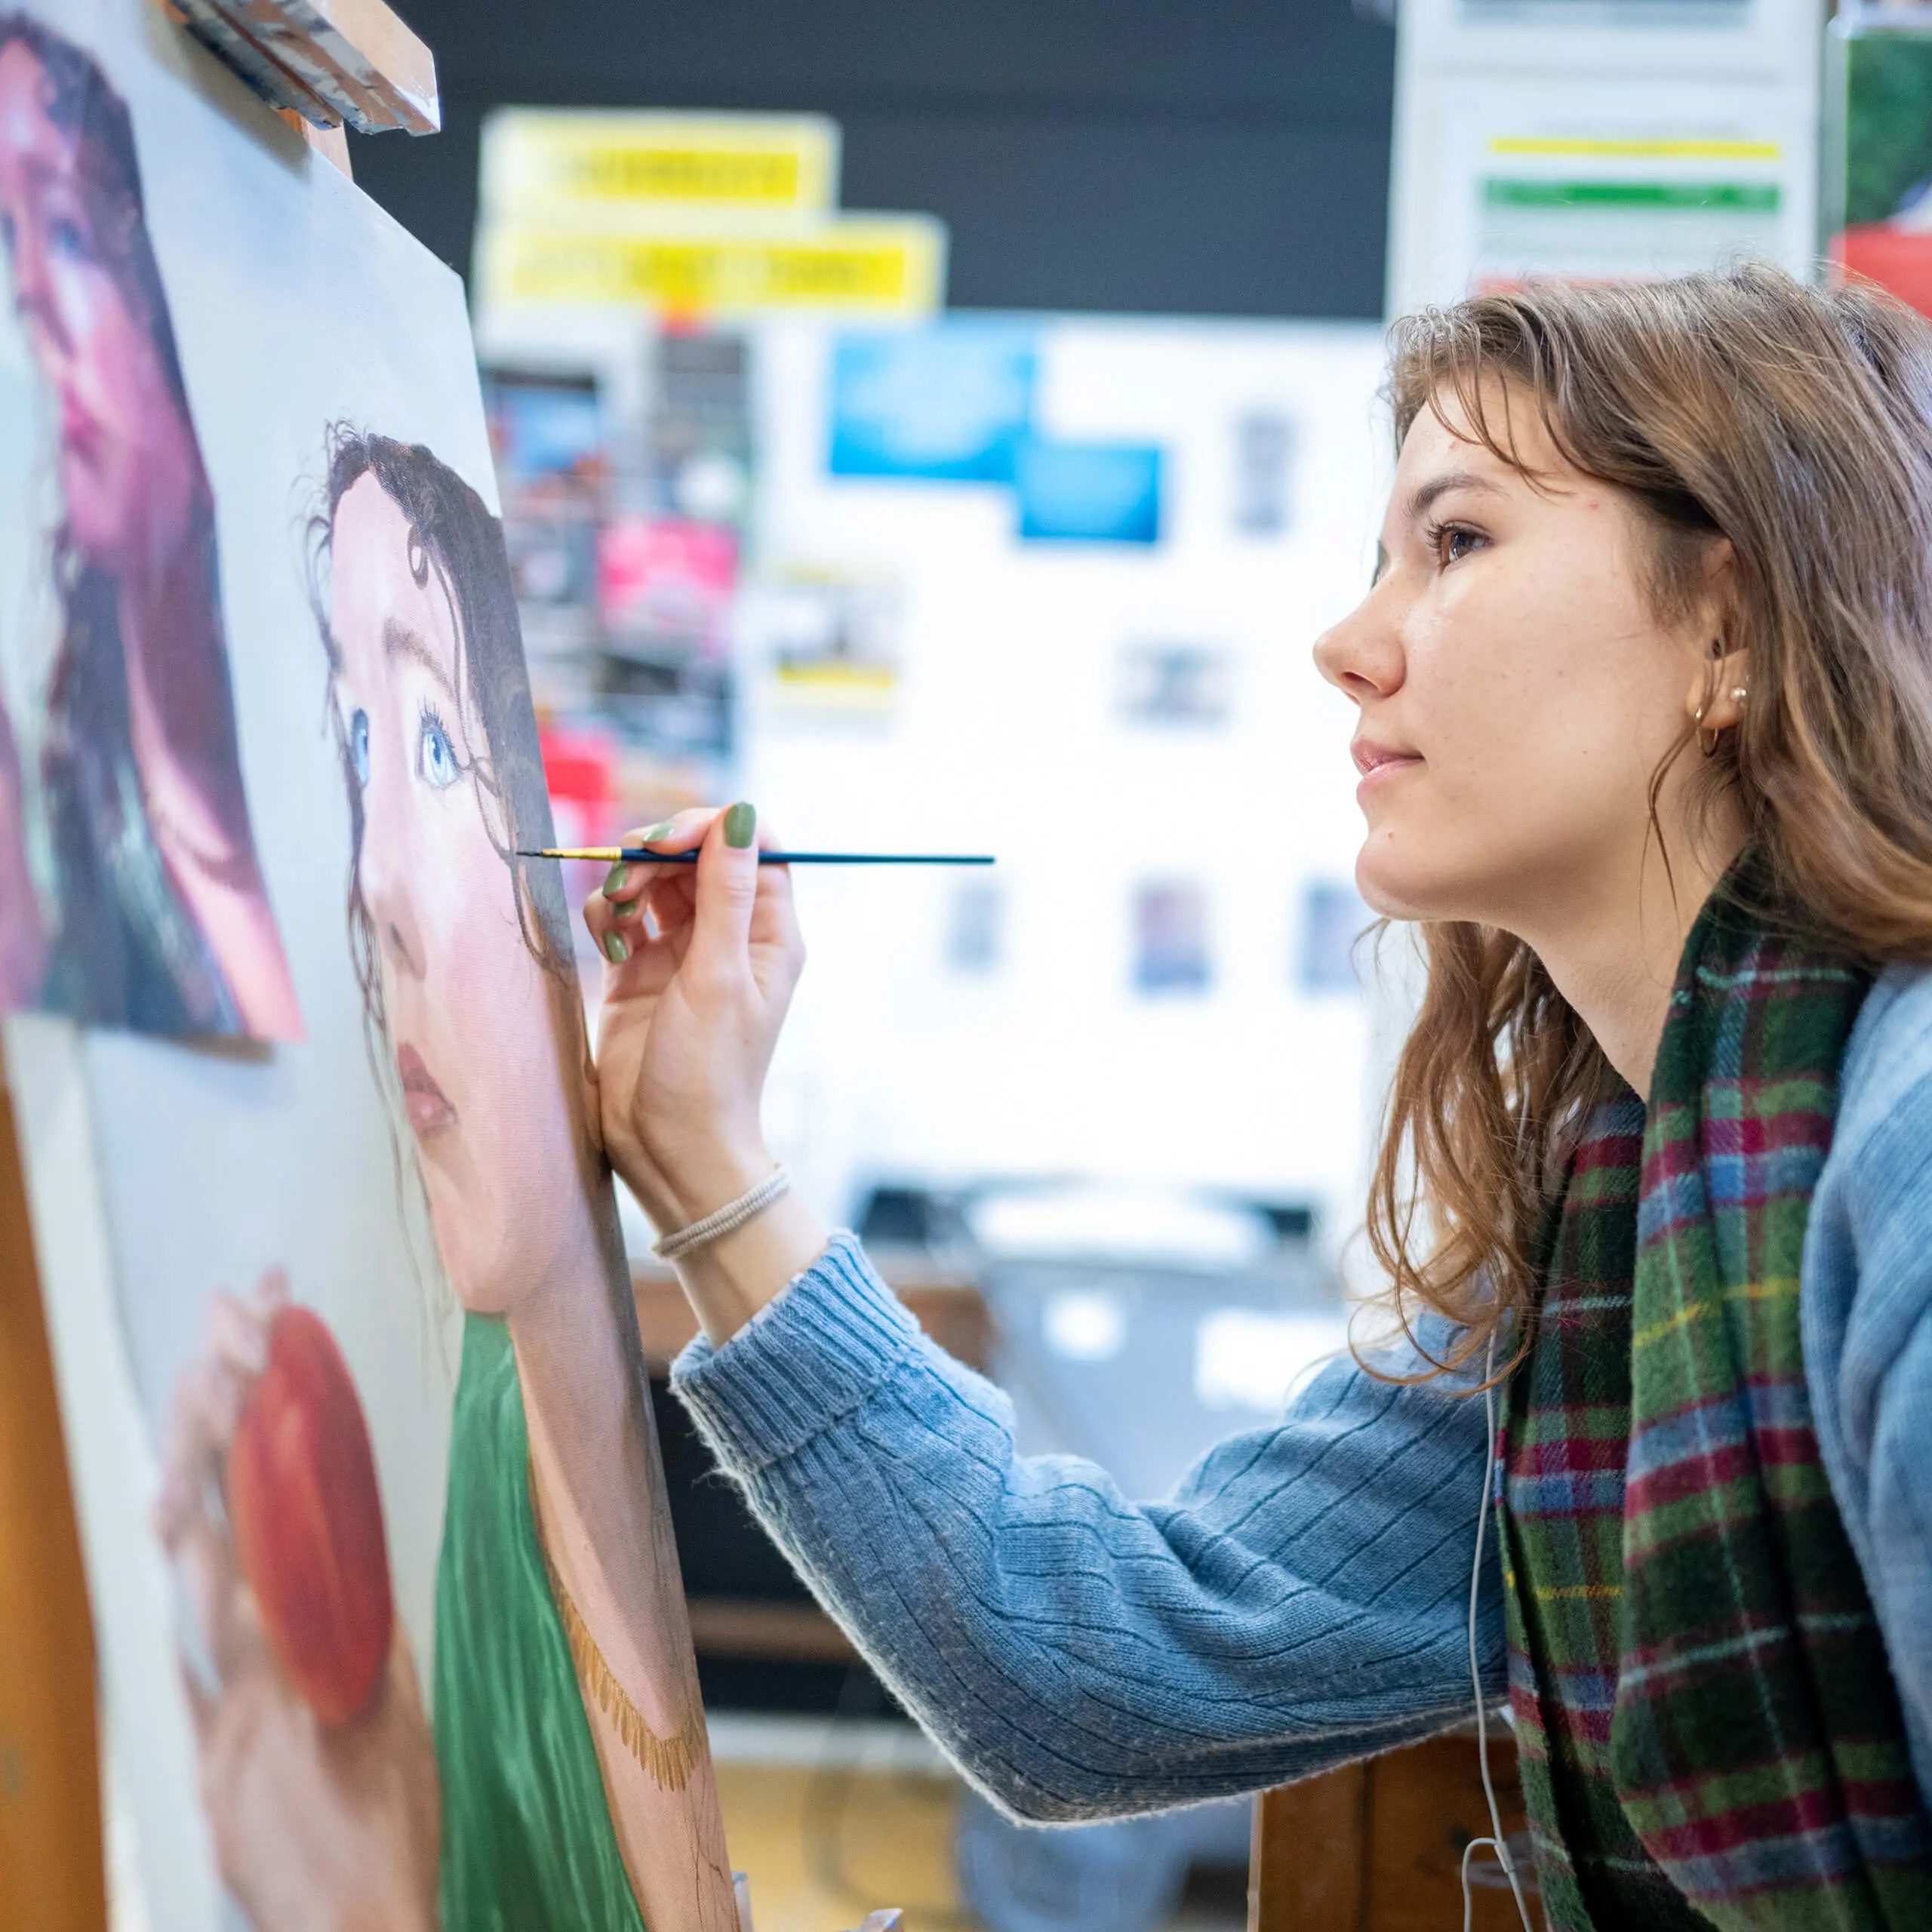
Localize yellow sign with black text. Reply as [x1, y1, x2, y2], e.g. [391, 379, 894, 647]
[481, 110, 840, 219]
[478, 217, 946, 318]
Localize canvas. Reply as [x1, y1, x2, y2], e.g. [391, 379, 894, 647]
[0, 5, 736, 1927]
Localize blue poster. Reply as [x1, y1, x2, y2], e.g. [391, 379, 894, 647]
[829, 324, 1038, 483]
[1015, 438, 1163, 545]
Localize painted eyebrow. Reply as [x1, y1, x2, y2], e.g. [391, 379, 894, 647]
[380, 614, 458, 701]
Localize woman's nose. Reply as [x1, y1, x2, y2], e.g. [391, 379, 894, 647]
[5, 220, 63, 350]
[1313, 586, 1404, 705]
[356, 777, 426, 984]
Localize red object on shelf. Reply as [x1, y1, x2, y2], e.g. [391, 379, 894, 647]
[228, 1306, 394, 1727]
[1838, 223, 1932, 320]
[538, 724, 618, 851]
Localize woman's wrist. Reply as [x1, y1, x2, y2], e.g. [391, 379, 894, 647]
[630, 1131, 774, 1232]
[670, 1188, 830, 1348]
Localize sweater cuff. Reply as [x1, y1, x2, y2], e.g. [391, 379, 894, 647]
[668, 1231, 923, 1473]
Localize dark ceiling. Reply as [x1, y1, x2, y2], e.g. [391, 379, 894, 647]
[352, 0, 1398, 319]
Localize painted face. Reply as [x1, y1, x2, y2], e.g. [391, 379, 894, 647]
[0, 42, 198, 574]
[1313, 386, 1713, 939]
[328, 473, 583, 1315]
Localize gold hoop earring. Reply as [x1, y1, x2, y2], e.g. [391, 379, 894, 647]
[1695, 698, 1721, 759]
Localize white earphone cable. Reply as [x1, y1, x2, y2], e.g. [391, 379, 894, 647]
[1465, 1332, 1534, 1932]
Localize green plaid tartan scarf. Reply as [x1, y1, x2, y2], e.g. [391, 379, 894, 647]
[1499, 861, 1932, 1930]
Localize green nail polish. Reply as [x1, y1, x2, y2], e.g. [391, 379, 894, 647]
[603, 931, 629, 964]
[641, 820, 677, 844]
[602, 860, 630, 897]
[724, 801, 757, 849]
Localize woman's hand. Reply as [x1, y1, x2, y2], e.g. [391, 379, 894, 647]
[582, 804, 829, 1340]
[156, 1272, 441, 1932]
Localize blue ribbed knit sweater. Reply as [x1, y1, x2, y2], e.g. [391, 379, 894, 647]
[671, 967, 1932, 1822]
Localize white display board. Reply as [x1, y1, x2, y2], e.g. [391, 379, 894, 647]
[1398, 0, 1823, 85]
[1388, 0, 1826, 312]
[740, 317, 1390, 1240]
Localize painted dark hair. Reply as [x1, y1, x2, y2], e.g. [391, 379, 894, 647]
[307, 427, 571, 1072]
[0, 14, 191, 408]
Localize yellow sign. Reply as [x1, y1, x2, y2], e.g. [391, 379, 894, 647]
[481, 110, 839, 218]
[478, 216, 946, 318]
[1488, 136, 1782, 162]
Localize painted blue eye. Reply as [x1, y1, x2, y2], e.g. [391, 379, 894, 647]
[46, 214, 93, 265]
[417, 708, 460, 789]
[349, 708, 370, 786]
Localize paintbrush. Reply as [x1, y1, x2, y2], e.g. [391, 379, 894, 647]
[518, 847, 995, 866]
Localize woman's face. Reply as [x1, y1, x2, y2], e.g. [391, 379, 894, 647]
[0, 42, 198, 574]
[1313, 384, 1723, 943]
[329, 474, 584, 1315]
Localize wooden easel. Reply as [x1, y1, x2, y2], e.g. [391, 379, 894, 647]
[0, 1048, 104, 1930]
[1250, 1730, 1533, 1931]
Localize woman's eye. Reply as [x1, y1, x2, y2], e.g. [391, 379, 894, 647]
[1440, 525, 1485, 566]
[45, 214, 92, 264]
[417, 709, 460, 790]
[349, 708, 371, 787]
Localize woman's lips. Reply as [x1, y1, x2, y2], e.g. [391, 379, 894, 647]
[57, 387, 101, 463]
[395, 1042, 455, 1139]
[1352, 738, 1423, 792]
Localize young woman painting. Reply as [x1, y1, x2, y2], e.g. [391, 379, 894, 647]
[160, 432, 735, 1930]
[0, 16, 297, 1037]
[583, 266, 1932, 1930]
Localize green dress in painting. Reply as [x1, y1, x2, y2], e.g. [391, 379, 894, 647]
[432, 1312, 648, 1932]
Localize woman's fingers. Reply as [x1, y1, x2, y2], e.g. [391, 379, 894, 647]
[582, 813, 712, 966]
[579, 804, 801, 1002]
[686, 802, 764, 989]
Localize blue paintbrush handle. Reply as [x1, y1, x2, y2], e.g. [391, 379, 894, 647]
[629, 851, 993, 865]
[521, 848, 995, 866]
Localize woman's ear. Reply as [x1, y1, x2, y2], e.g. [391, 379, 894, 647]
[1683, 539, 1748, 733]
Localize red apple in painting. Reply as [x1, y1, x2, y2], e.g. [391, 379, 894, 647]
[227, 1305, 393, 1727]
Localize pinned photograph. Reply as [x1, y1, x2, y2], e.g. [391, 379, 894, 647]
[1118, 643, 1232, 728]
[1297, 878, 1372, 995]
[944, 876, 1004, 974]
[1132, 879, 1212, 994]
[1232, 411, 1294, 537]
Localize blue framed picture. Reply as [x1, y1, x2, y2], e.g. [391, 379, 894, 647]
[1015, 438, 1163, 545]
[828, 325, 1038, 483]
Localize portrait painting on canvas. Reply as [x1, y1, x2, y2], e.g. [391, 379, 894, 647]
[0, 12, 298, 1041]
[0, 7, 737, 1928]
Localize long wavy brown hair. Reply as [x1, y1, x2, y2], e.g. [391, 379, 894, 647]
[1367, 265, 1932, 1386]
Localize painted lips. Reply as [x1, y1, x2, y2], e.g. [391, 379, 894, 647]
[395, 1042, 455, 1137]
[57, 387, 101, 463]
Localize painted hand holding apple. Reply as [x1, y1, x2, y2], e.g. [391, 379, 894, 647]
[156, 1271, 440, 1932]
